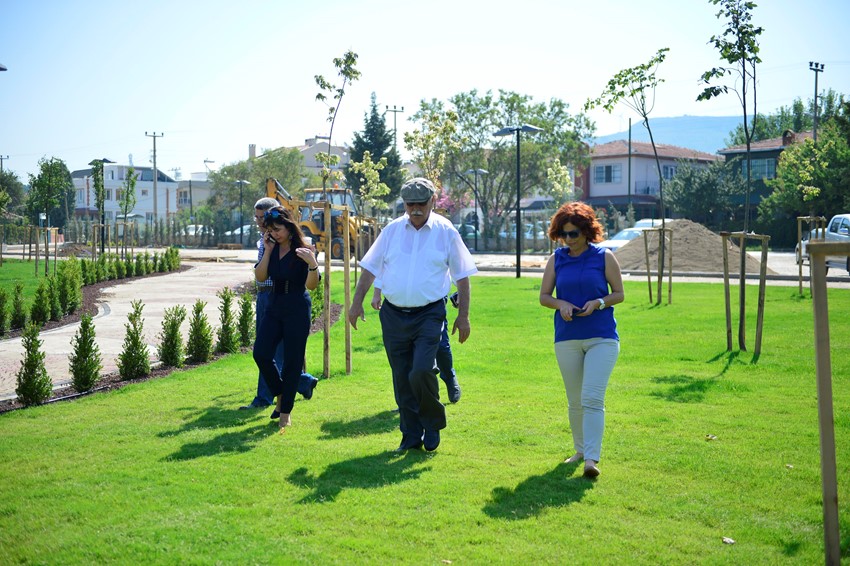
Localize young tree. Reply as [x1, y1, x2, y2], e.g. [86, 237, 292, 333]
[315, 50, 361, 191]
[117, 300, 150, 380]
[215, 287, 239, 354]
[27, 157, 73, 276]
[404, 105, 462, 191]
[348, 151, 391, 213]
[237, 292, 254, 348]
[10, 282, 27, 330]
[158, 304, 187, 368]
[118, 167, 138, 259]
[186, 300, 214, 364]
[546, 158, 577, 204]
[345, 93, 406, 205]
[697, 0, 764, 351]
[0, 169, 25, 216]
[30, 278, 51, 327]
[0, 288, 8, 336]
[15, 323, 52, 406]
[69, 313, 102, 392]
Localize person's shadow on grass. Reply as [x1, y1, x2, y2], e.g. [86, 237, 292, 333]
[482, 461, 593, 520]
[317, 410, 398, 440]
[159, 394, 278, 461]
[288, 451, 431, 503]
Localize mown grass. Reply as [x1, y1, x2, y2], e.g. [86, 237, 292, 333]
[1, 276, 848, 564]
[0, 258, 50, 309]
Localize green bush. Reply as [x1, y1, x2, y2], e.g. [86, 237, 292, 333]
[96, 255, 108, 282]
[115, 256, 127, 279]
[124, 257, 135, 278]
[135, 253, 146, 276]
[215, 287, 239, 354]
[80, 258, 89, 286]
[157, 252, 167, 273]
[144, 252, 153, 275]
[30, 278, 51, 327]
[69, 313, 102, 393]
[237, 292, 254, 348]
[58, 255, 83, 315]
[15, 322, 52, 406]
[47, 276, 62, 322]
[310, 280, 324, 324]
[186, 300, 213, 364]
[11, 282, 27, 330]
[158, 305, 187, 368]
[117, 300, 150, 380]
[0, 288, 8, 336]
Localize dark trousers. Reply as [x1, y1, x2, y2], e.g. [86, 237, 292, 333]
[253, 292, 311, 414]
[380, 300, 447, 444]
[435, 320, 455, 385]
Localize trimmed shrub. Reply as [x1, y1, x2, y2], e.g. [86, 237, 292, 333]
[58, 255, 83, 314]
[215, 287, 239, 354]
[115, 255, 127, 279]
[30, 278, 51, 327]
[124, 256, 135, 278]
[237, 292, 254, 348]
[144, 252, 153, 275]
[47, 276, 62, 322]
[69, 313, 102, 392]
[158, 305, 187, 368]
[11, 283, 27, 330]
[135, 253, 145, 276]
[310, 281, 324, 324]
[0, 288, 8, 336]
[186, 300, 213, 364]
[157, 252, 167, 273]
[117, 300, 150, 380]
[15, 322, 52, 406]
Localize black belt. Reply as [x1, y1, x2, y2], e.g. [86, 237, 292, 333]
[272, 281, 305, 295]
[383, 299, 443, 315]
[257, 285, 273, 293]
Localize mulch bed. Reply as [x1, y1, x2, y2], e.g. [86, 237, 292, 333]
[0, 267, 342, 414]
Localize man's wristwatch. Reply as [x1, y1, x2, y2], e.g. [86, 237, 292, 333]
[597, 298, 607, 310]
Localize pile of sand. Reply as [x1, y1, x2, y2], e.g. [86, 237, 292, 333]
[613, 219, 775, 274]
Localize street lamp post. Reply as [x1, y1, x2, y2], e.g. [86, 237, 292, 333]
[809, 62, 825, 143]
[463, 168, 488, 251]
[493, 124, 544, 278]
[237, 180, 250, 244]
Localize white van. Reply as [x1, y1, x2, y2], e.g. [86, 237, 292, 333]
[634, 218, 675, 228]
[796, 213, 850, 275]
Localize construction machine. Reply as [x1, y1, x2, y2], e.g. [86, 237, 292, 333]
[265, 178, 379, 259]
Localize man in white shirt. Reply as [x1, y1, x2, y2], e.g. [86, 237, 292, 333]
[349, 178, 477, 452]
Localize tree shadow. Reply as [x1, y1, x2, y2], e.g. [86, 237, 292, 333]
[705, 350, 741, 375]
[318, 410, 398, 440]
[482, 461, 593, 520]
[352, 335, 385, 355]
[162, 422, 278, 461]
[650, 374, 716, 403]
[159, 394, 258, 438]
[287, 450, 431, 503]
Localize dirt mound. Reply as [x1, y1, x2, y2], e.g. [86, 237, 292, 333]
[614, 219, 775, 274]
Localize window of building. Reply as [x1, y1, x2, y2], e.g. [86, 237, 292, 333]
[115, 189, 124, 202]
[662, 165, 677, 180]
[141, 189, 149, 197]
[105, 189, 112, 201]
[76, 189, 85, 203]
[744, 158, 777, 180]
[594, 164, 622, 184]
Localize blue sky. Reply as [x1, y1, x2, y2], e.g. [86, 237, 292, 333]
[2, 0, 849, 182]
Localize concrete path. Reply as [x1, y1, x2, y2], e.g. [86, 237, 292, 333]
[0, 261, 255, 400]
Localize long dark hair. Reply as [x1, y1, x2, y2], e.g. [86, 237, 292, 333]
[266, 206, 308, 249]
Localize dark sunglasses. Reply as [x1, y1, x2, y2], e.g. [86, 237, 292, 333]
[562, 229, 581, 239]
[263, 209, 287, 222]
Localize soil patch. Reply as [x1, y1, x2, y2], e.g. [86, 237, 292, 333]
[614, 219, 775, 274]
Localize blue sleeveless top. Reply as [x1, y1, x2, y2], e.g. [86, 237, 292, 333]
[553, 244, 618, 342]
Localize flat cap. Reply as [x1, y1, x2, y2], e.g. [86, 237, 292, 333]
[400, 177, 436, 203]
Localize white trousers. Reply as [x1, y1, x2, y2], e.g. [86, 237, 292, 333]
[554, 338, 620, 462]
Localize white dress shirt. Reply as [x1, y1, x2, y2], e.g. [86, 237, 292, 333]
[360, 213, 477, 307]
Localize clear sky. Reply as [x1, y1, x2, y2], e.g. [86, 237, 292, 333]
[2, 0, 849, 182]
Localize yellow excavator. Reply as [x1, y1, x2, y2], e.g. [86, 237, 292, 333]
[265, 178, 379, 259]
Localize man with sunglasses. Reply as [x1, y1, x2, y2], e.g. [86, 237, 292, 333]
[349, 177, 477, 452]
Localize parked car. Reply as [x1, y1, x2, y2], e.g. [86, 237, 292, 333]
[634, 218, 675, 228]
[498, 224, 547, 242]
[597, 227, 646, 252]
[223, 224, 255, 238]
[184, 224, 213, 237]
[796, 213, 850, 274]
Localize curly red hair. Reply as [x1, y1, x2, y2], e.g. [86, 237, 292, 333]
[547, 202, 604, 243]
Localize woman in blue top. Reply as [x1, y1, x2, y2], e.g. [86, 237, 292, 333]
[539, 202, 625, 478]
[253, 206, 320, 431]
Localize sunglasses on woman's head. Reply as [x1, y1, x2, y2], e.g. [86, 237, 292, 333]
[264, 209, 286, 222]
[562, 229, 581, 239]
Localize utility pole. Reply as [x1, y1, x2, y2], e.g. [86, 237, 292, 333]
[385, 105, 404, 150]
[0, 155, 8, 173]
[145, 131, 163, 222]
[809, 62, 825, 143]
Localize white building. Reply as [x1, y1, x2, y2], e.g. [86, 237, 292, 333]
[71, 163, 179, 224]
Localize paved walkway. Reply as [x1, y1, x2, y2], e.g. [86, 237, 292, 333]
[0, 247, 845, 400]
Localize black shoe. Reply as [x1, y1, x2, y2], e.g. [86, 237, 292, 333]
[423, 429, 441, 452]
[270, 409, 280, 420]
[240, 401, 271, 410]
[445, 377, 461, 404]
[394, 441, 423, 452]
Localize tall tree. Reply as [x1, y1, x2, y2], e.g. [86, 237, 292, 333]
[345, 93, 406, 204]
[26, 157, 73, 228]
[118, 167, 138, 258]
[666, 160, 745, 230]
[726, 89, 847, 146]
[0, 170, 25, 216]
[418, 90, 593, 249]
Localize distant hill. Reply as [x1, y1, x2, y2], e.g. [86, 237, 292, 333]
[592, 115, 742, 154]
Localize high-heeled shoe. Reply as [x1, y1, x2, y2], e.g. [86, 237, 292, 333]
[279, 412, 291, 430]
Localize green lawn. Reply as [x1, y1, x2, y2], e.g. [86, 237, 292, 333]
[0, 258, 55, 310]
[1, 277, 848, 564]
